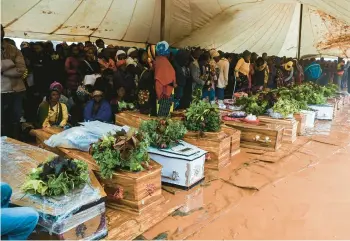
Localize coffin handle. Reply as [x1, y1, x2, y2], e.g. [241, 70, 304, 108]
[253, 135, 272, 143]
[162, 171, 180, 181]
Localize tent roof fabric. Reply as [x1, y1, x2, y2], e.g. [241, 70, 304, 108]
[2, 0, 350, 57]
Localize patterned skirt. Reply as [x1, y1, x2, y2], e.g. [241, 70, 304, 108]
[235, 73, 249, 92]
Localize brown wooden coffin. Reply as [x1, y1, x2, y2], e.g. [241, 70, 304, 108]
[222, 121, 284, 152]
[95, 160, 165, 214]
[1, 138, 108, 240]
[258, 116, 298, 143]
[221, 125, 241, 157]
[59, 149, 165, 214]
[294, 113, 306, 136]
[115, 111, 153, 128]
[183, 130, 231, 170]
[29, 129, 165, 214]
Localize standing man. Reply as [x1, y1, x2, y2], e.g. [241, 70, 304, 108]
[216, 52, 230, 102]
[1, 25, 27, 139]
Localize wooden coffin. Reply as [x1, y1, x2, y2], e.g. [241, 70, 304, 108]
[294, 113, 306, 136]
[60, 149, 165, 214]
[222, 121, 284, 151]
[221, 125, 241, 157]
[95, 160, 164, 214]
[183, 130, 231, 170]
[258, 116, 298, 143]
[0, 138, 108, 240]
[115, 111, 153, 128]
[148, 141, 206, 189]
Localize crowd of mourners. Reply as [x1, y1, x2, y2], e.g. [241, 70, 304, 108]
[2, 24, 350, 140]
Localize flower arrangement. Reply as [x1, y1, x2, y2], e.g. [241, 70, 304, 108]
[138, 90, 150, 105]
[90, 129, 150, 179]
[139, 118, 187, 149]
[22, 156, 89, 196]
[185, 100, 221, 133]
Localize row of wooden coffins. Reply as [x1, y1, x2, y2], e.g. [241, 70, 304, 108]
[4, 94, 347, 240]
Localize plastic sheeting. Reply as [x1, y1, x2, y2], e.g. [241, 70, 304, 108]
[0, 137, 107, 236]
[1, 0, 349, 57]
[44, 121, 127, 151]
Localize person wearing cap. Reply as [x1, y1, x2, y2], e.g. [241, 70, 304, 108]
[84, 88, 112, 123]
[234, 50, 251, 92]
[115, 50, 127, 62]
[36, 83, 69, 128]
[127, 47, 138, 60]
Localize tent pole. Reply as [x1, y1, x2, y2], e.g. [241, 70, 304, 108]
[297, 4, 303, 59]
[160, 0, 166, 41]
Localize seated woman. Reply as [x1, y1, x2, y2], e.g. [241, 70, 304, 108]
[37, 85, 69, 128]
[84, 89, 112, 123]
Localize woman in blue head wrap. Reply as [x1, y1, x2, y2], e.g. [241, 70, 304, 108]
[154, 41, 176, 117]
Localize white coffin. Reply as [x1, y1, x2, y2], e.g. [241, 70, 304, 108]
[148, 141, 206, 189]
[300, 110, 316, 128]
[308, 104, 334, 120]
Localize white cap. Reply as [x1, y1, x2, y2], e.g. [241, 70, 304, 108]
[116, 50, 126, 56]
[127, 47, 137, 56]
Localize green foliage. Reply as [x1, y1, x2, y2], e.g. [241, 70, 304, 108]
[272, 98, 300, 118]
[185, 101, 221, 132]
[139, 119, 187, 149]
[235, 96, 268, 116]
[22, 157, 89, 196]
[91, 129, 150, 179]
[235, 83, 338, 117]
[118, 101, 135, 111]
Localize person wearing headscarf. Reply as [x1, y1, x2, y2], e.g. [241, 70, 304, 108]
[115, 50, 127, 62]
[154, 41, 176, 117]
[113, 58, 138, 102]
[234, 50, 251, 92]
[36, 83, 69, 128]
[84, 87, 112, 123]
[304, 58, 322, 83]
[42, 81, 69, 107]
[252, 57, 269, 93]
[282, 60, 294, 87]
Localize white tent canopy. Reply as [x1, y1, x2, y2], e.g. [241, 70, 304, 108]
[2, 0, 350, 57]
